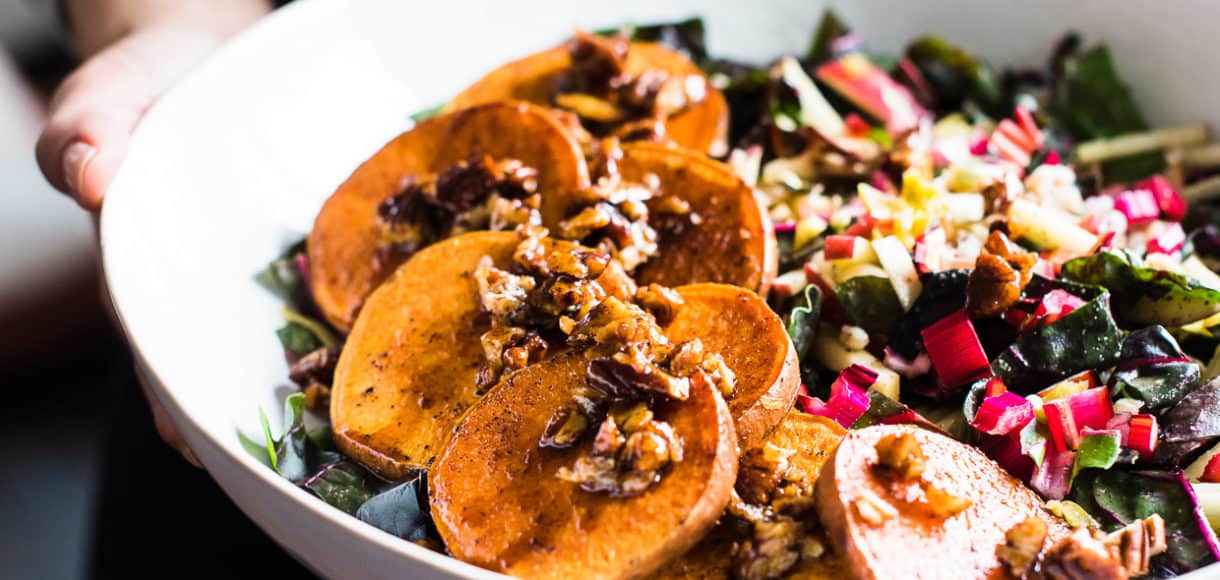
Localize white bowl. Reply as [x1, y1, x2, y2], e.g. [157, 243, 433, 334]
[100, 0, 1219, 577]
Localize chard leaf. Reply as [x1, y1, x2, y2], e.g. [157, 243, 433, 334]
[835, 275, 903, 340]
[783, 284, 822, 364]
[409, 103, 444, 123]
[991, 290, 1122, 393]
[806, 9, 851, 63]
[887, 270, 970, 360]
[276, 393, 309, 483]
[606, 18, 707, 62]
[256, 239, 309, 309]
[852, 390, 945, 433]
[1071, 469, 1220, 575]
[276, 322, 323, 358]
[904, 36, 1002, 115]
[702, 59, 770, 148]
[1111, 326, 1201, 410]
[258, 406, 278, 471]
[304, 462, 379, 516]
[1162, 378, 1220, 443]
[1062, 250, 1220, 327]
[1053, 45, 1149, 141]
[357, 477, 436, 542]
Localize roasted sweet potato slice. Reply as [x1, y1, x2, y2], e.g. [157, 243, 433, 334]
[328, 231, 516, 480]
[654, 413, 847, 579]
[307, 101, 589, 331]
[816, 425, 1071, 580]
[332, 235, 795, 481]
[619, 142, 776, 294]
[445, 42, 728, 155]
[664, 284, 799, 450]
[429, 352, 739, 579]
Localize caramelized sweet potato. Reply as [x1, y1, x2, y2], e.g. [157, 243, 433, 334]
[816, 425, 1071, 580]
[429, 352, 739, 579]
[308, 102, 589, 331]
[664, 284, 799, 450]
[328, 231, 516, 480]
[332, 235, 797, 480]
[445, 42, 728, 155]
[654, 413, 847, 579]
[618, 143, 776, 295]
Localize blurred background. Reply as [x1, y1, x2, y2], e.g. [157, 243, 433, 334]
[0, 1, 110, 578]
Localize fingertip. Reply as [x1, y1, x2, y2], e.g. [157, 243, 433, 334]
[77, 137, 127, 211]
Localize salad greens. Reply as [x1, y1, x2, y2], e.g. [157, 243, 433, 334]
[1111, 326, 1201, 410]
[1062, 250, 1220, 328]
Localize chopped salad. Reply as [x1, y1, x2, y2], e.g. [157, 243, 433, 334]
[247, 11, 1220, 579]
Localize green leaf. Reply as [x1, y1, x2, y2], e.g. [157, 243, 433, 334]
[600, 18, 707, 62]
[851, 389, 910, 429]
[887, 269, 970, 360]
[991, 288, 1122, 393]
[357, 477, 435, 542]
[255, 239, 309, 308]
[835, 275, 903, 340]
[276, 322, 323, 358]
[1162, 378, 1220, 443]
[1054, 45, 1149, 141]
[276, 393, 309, 483]
[305, 462, 379, 516]
[409, 103, 445, 123]
[1071, 469, 1219, 575]
[806, 9, 850, 63]
[258, 406, 278, 472]
[784, 284, 822, 363]
[1062, 250, 1220, 327]
[904, 35, 1003, 115]
[1111, 326, 1201, 410]
[1073, 431, 1120, 477]
[238, 430, 274, 469]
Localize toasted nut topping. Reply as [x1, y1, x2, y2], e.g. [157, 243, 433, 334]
[541, 408, 590, 449]
[997, 517, 1049, 575]
[874, 432, 926, 481]
[853, 489, 898, 526]
[1101, 514, 1168, 578]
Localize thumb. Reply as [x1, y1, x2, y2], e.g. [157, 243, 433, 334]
[36, 28, 224, 211]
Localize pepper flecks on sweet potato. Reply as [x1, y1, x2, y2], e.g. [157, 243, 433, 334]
[429, 353, 739, 579]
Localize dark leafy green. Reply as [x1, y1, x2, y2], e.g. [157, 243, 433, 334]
[1062, 251, 1220, 327]
[991, 289, 1122, 393]
[835, 275, 903, 340]
[702, 59, 770, 149]
[1051, 44, 1163, 182]
[904, 36, 1003, 116]
[1162, 378, 1220, 443]
[305, 462, 380, 516]
[276, 322, 324, 359]
[357, 477, 436, 542]
[599, 17, 707, 62]
[1111, 326, 1201, 410]
[255, 239, 310, 311]
[806, 9, 852, 63]
[782, 284, 822, 364]
[888, 270, 970, 359]
[1071, 469, 1220, 575]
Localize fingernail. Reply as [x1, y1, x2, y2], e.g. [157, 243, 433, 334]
[62, 140, 96, 196]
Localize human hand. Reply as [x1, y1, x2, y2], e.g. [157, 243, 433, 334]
[37, 1, 272, 465]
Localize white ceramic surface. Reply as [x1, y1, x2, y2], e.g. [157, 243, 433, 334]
[100, 1, 1219, 578]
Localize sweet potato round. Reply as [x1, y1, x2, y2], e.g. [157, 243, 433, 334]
[664, 284, 799, 450]
[445, 42, 728, 155]
[816, 425, 1071, 580]
[307, 101, 589, 331]
[653, 413, 847, 579]
[618, 142, 777, 295]
[429, 352, 739, 579]
[332, 239, 793, 481]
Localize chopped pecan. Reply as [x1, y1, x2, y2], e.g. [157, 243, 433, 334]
[998, 517, 1050, 576]
[966, 231, 1036, 318]
[874, 432, 926, 481]
[1034, 528, 1126, 580]
[1102, 514, 1168, 578]
[541, 407, 590, 449]
[634, 283, 684, 324]
[288, 346, 340, 387]
[473, 257, 536, 319]
[562, 30, 629, 95]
